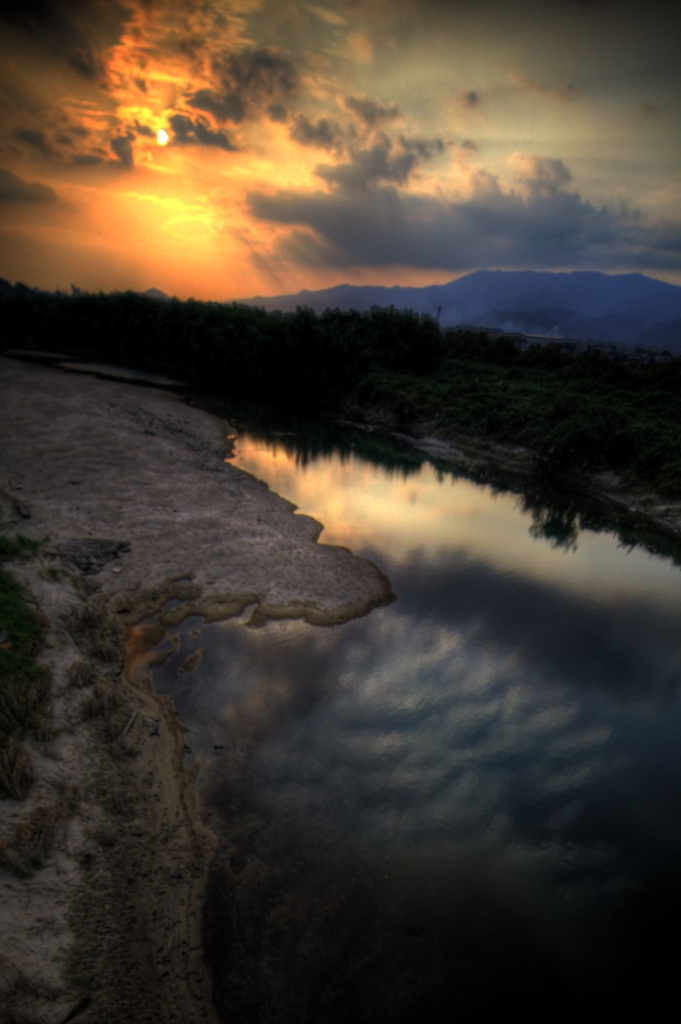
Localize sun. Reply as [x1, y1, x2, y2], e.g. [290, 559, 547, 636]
[157, 129, 169, 146]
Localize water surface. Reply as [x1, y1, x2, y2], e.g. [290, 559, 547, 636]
[153, 425, 681, 1021]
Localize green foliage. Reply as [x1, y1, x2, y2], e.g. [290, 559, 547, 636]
[0, 534, 39, 560]
[358, 332, 681, 496]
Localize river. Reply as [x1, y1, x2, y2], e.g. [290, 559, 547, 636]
[151, 419, 681, 1022]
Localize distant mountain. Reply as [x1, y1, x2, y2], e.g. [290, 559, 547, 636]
[241, 270, 681, 351]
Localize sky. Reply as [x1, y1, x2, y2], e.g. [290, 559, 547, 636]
[0, 0, 679, 299]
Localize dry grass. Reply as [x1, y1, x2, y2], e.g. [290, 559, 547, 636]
[0, 737, 33, 801]
[67, 660, 99, 689]
[80, 682, 123, 723]
[65, 605, 122, 665]
[1, 547, 52, 801]
[0, 783, 79, 877]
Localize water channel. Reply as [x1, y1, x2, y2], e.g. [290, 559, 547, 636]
[152, 419, 681, 1022]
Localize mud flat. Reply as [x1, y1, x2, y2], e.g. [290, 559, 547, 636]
[0, 358, 393, 1024]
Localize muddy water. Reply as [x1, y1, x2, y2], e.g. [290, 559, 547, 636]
[152, 426, 681, 1022]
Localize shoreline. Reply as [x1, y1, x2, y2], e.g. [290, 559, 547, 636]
[0, 358, 393, 1023]
[338, 403, 681, 556]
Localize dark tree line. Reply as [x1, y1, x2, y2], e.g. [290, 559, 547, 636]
[0, 291, 443, 404]
[2, 291, 681, 495]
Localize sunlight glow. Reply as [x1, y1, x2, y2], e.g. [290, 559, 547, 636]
[157, 129, 169, 146]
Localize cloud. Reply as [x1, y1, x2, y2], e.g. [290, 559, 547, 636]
[14, 128, 52, 156]
[343, 94, 400, 127]
[168, 113, 236, 151]
[399, 136, 445, 160]
[68, 47, 102, 80]
[133, 120, 155, 138]
[249, 152, 681, 272]
[507, 152, 572, 198]
[347, 30, 374, 64]
[110, 132, 134, 167]
[0, 0, 127, 79]
[460, 89, 479, 108]
[314, 136, 417, 192]
[509, 73, 583, 103]
[289, 113, 342, 150]
[0, 167, 56, 202]
[189, 47, 299, 125]
[188, 89, 246, 125]
[641, 100, 667, 115]
[306, 4, 346, 25]
[268, 103, 288, 123]
[74, 153, 103, 165]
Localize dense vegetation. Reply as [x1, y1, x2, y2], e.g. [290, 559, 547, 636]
[2, 290, 681, 496]
[363, 330, 681, 496]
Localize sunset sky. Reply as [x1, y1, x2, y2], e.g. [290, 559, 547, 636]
[1, 0, 679, 300]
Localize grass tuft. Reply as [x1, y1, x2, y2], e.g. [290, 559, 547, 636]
[0, 537, 51, 800]
[67, 660, 99, 689]
[0, 784, 79, 876]
[0, 737, 33, 801]
[0, 535, 39, 561]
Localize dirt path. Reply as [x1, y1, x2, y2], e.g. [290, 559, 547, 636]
[0, 358, 394, 1024]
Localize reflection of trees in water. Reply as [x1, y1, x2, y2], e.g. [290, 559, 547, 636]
[196, 394, 426, 477]
[196, 394, 681, 568]
[527, 504, 580, 551]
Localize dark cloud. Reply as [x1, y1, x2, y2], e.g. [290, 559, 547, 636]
[510, 73, 583, 102]
[68, 46, 101, 80]
[188, 89, 245, 124]
[134, 121, 155, 138]
[314, 137, 417, 192]
[190, 47, 299, 125]
[0, 166, 56, 202]
[289, 114, 342, 150]
[110, 132, 133, 168]
[73, 153, 103, 165]
[343, 94, 400, 127]
[509, 153, 572, 198]
[14, 127, 52, 156]
[641, 100, 667, 115]
[168, 113, 236, 151]
[0, 0, 127, 78]
[268, 103, 288, 123]
[460, 89, 479, 108]
[249, 155, 681, 271]
[399, 136, 445, 160]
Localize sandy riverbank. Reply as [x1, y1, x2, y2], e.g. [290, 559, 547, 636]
[0, 358, 394, 1024]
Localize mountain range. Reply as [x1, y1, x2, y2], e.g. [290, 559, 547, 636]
[242, 270, 681, 352]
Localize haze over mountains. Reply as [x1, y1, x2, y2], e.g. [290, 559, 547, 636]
[244, 271, 681, 353]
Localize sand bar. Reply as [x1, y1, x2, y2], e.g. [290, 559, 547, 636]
[0, 357, 393, 1023]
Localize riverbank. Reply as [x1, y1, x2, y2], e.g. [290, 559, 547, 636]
[0, 358, 393, 1023]
[338, 400, 681, 555]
